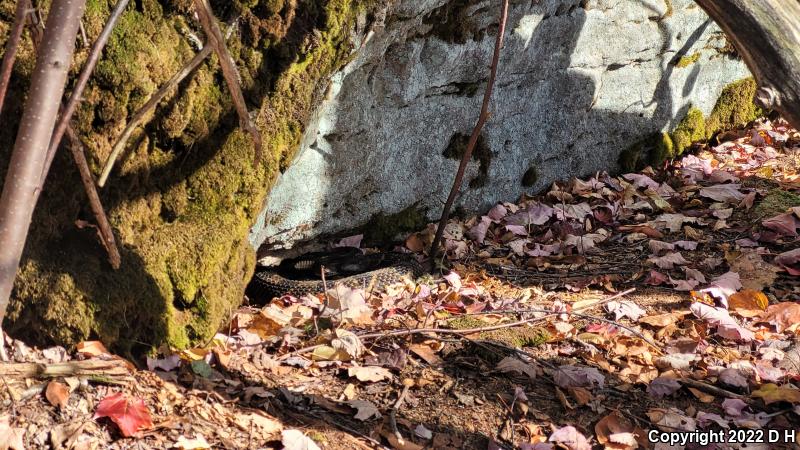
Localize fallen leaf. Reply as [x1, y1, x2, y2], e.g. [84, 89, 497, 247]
[553, 365, 605, 389]
[729, 251, 778, 291]
[347, 366, 392, 383]
[728, 289, 769, 316]
[282, 429, 321, 450]
[93, 392, 153, 437]
[699, 184, 745, 203]
[348, 400, 381, 421]
[647, 377, 682, 398]
[76, 341, 109, 357]
[173, 435, 211, 449]
[548, 425, 591, 450]
[751, 383, 800, 404]
[606, 300, 646, 321]
[718, 368, 748, 389]
[640, 311, 689, 327]
[759, 302, 800, 333]
[0, 416, 25, 450]
[233, 412, 282, 435]
[45, 381, 69, 409]
[690, 302, 754, 342]
[721, 398, 749, 417]
[648, 252, 689, 270]
[496, 357, 540, 380]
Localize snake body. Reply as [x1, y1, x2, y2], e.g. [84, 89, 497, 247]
[248, 249, 424, 299]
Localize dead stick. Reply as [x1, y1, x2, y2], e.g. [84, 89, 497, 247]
[0, 0, 28, 116]
[0, 359, 130, 379]
[679, 378, 752, 404]
[66, 128, 121, 268]
[98, 44, 213, 187]
[389, 381, 412, 445]
[44, 0, 131, 178]
[429, 0, 509, 267]
[192, 0, 262, 164]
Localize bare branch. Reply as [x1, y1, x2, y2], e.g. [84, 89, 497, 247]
[0, 0, 30, 116]
[429, 0, 509, 267]
[66, 128, 121, 269]
[192, 0, 263, 164]
[0, 0, 87, 324]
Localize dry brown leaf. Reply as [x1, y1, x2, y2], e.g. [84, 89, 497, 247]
[687, 387, 715, 403]
[348, 366, 393, 382]
[76, 341, 109, 357]
[45, 381, 69, 409]
[639, 311, 689, 328]
[728, 289, 769, 317]
[729, 250, 779, 291]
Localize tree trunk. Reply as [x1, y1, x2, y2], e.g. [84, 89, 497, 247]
[694, 0, 800, 129]
[0, 0, 86, 324]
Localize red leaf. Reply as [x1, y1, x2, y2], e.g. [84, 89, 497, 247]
[94, 392, 153, 437]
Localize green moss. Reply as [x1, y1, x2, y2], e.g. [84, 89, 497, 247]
[1, 0, 378, 352]
[442, 132, 492, 188]
[674, 52, 700, 68]
[705, 77, 764, 137]
[753, 189, 800, 219]
[522, 166, 538, 187]
[671, 107, 705, 155]
[619, 132, 675, 171]
[363, 205, 428, 243]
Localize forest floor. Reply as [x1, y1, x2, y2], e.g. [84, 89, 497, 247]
[3, 118, 800, 449]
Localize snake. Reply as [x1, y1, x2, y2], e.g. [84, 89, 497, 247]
[248, 248, 425, 299]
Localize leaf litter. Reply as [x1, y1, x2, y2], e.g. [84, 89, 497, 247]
[2, 118, 800, 448]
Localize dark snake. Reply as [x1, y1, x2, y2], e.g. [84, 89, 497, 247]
[248, 248, 425, 299]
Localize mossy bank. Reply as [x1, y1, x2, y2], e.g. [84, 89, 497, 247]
[0, 0, 379, 351]
[619, 77, 763, 172]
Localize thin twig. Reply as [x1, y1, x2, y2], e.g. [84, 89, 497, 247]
[44, 0, 131, 179]
[0, 0, 28, 116]
[389, 381, 411, 445]
[66, 128, 121, 268]
[97, 44, 213, 187]
[679, 378, 752, 403]
[429, 0, 509, 268]
[192, 0, 262, 164]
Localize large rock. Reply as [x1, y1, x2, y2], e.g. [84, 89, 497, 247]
[252, 0, 751, 250]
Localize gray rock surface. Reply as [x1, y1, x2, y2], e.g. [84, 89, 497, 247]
[251, 0, 750, 250]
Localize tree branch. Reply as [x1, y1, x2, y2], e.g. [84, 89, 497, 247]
[0, 0, 87, 325]
[192, 0, 263, 165]
[0, 0, 29, 116]
[429, 0, 509, 267]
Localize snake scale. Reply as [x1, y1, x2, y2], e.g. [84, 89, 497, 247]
[248, 248, 424, 299]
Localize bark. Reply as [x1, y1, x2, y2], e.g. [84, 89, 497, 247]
[694, 0, 800, 129]
[0, 0, 86, 324]
[193, 0, 263, 164]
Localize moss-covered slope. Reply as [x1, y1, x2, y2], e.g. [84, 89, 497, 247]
[0, 0, 376, 351]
